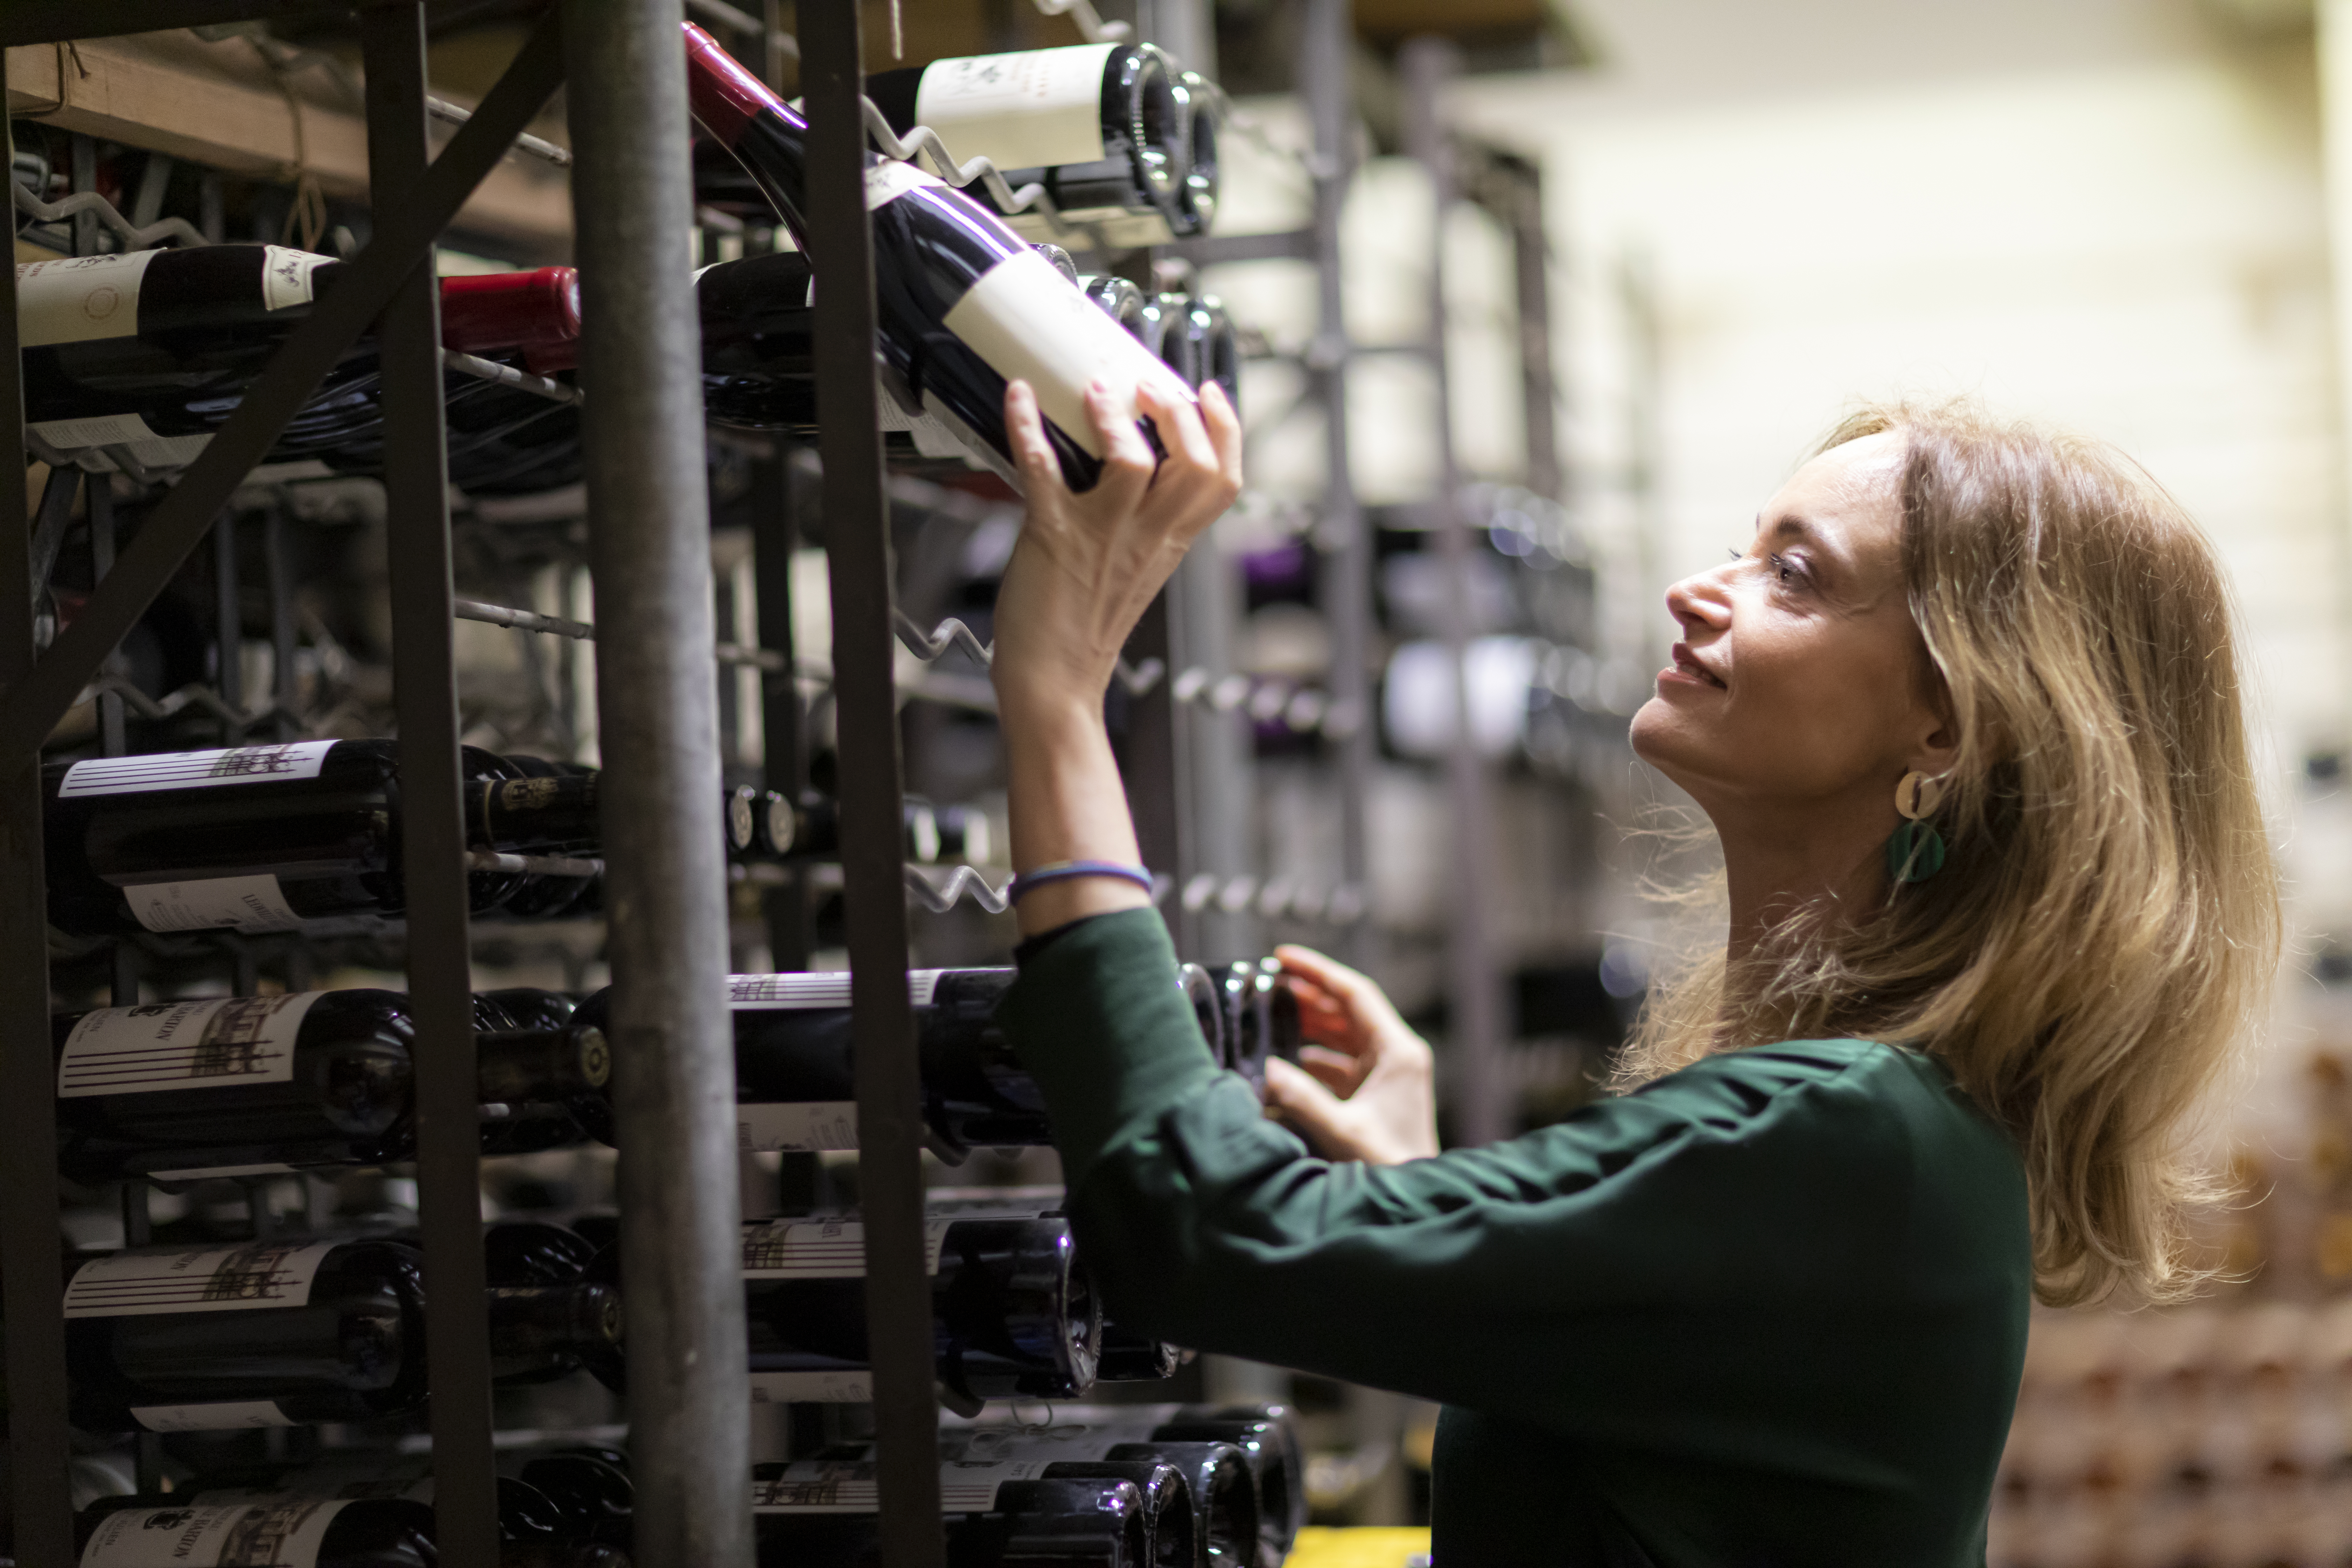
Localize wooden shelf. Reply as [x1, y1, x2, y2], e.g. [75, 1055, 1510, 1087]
[7, 29, 572, 261]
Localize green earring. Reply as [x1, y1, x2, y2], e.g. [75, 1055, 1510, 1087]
[1886, 771, 1948, 885]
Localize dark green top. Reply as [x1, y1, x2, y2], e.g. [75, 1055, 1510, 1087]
[999, 909, 2032, 1567]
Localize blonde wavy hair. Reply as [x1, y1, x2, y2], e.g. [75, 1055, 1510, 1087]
[1616, 401, 2280, 1308]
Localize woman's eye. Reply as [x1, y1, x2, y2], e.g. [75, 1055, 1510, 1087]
[1768, 553, 1801, 586]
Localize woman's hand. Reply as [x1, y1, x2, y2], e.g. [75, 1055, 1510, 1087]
[991, 376, 1243, 936]
[1261, 945, 1441, 1166]
[990, 377, 1243, 717]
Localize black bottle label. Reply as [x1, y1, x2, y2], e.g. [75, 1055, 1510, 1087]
[57, 741, 338, 797]
[64, 1241, 337, 1318]
[58, 993, 323, 1098]
[78, 1496, 353, 1566]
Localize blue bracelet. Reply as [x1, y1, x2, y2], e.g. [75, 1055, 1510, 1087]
[1008, 860, 1156, 903]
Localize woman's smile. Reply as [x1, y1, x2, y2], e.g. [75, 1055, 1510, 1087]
[1662, 641, 1727, 691]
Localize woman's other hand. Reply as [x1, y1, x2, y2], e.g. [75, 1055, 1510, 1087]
[1262, 945, 1441, 1166]
[990, 377, 1243, 715]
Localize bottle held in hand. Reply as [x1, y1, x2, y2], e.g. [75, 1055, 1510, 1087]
[681, 22, 1199, 492]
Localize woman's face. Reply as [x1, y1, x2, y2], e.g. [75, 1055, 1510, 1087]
[1630, 432, 1948, 822]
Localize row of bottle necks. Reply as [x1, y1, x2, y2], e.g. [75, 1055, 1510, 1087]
[20, 236, 1235, 495]
[37, 741, 996, 936]
[50, 953, 1295, 1181]
[73, 1394, 1298, 1568]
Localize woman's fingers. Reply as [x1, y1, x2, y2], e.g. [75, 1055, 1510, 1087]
[1262, 1058, 1364, 1160]
[1003, 380, 1062, 493]
[1200, 380, 1245, 483]
[1087, 380, 1159, 509]
[1139, 378, 1219, 478]
[1278, 944, 1405, 1032]
[1296, 1044, 1370, 1097]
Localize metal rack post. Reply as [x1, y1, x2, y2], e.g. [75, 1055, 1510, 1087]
[799, 0, 948, 1558]
[565, 4, 754, 1565]
[1402, 36, 1510, 1147]
[0, 109, 75, 1568]
[1304, 0, 1373, 968]
[359, 7, 500, 1561]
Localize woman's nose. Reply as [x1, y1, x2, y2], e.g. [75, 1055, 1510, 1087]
[1665, 568, 1732, 635]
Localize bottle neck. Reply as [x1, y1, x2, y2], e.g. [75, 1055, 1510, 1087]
[472, 773, 600, 849]
[683, 23, 814, 240]
[486, 1283, 625, 1357]
[475, 1025, 611, 1104]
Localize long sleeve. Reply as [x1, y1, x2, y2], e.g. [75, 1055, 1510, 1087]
[999, 908, 2032, 1567]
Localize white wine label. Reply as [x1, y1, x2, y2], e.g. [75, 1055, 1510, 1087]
[741, 1217, 953, 1278]
[728, 970, 945, 1009]
[58, 991, 324, 1098]
[260, 246, 332, 311]
[60, 741, 339, 798]
[943, 248, 1197, 460]
[749, 1369, 873, 1403]
[866, 159, 948, 211]
[17, 249, 162, 347]
[913, 44, 1117, 172]
[737, 1100, 860, 1153]
[63, 1240, 337, 1318]
[77, 1496, 351, 1566]
[751, 1459, 1053, 1513]
[121, 874, 305, 935]
[148, 1161, 303, 1181]
[128, 1400, 299, 1433]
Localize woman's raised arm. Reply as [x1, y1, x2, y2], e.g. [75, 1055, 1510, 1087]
[989, 375, 1242, 937]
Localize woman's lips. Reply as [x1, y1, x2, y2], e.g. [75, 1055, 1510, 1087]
[1663, 642, 1726, 689]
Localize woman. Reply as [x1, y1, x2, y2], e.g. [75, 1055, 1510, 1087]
[989, 380, 2276, 1565]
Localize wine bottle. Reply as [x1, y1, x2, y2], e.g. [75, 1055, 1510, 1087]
[931, 801, 993, 866]
[682, 22, 1198, 493]
[168, 1466, 574, 1547]
[1216, 959, 1300, 1093]
[1078, 273, 1150, 342]
[21, 248, 577, 470]
[518, 1450, 634, 1549]
[51, 989, 610, 1184]
[935, 1429, 1258, 1568]
[1182, 294, 1240, 412]
[1174, 69, 1221, 237]
[62, 1236, 623, 1434]
[41, 742, 599, 937]
[864, 44, 1184, 226]
[575, 1215, 1095, 1404]
[753, 1472, 1150, 1568]
[574, 962, 1230, 1158]
[75, 1493, 439, 1568]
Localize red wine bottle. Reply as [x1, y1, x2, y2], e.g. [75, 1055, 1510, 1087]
[40, 742, 599, 936]
[1078, 273, 1150, 342]
[934, 1429, 1260, 1568]
[573, 962, 1226, 1158]
[682, 22, 1198, 492]
[20, 248, 577, 469]
[62, 1236, 622, 1434]
[863, 44, 1184, 230]
[1183, 293, 1240, 413]
[51, 988, 610, 1184]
